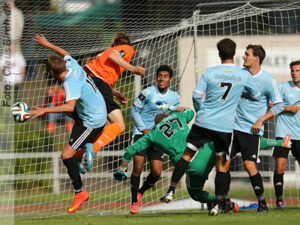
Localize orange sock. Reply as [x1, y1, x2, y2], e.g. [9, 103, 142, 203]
[92, 123, 123, 153]
[75, 149, 85, 159]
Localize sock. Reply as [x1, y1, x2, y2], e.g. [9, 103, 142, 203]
[130, 175, 140, 203]
[62, 156, 82, 190]
[215, 171, 227, 203]
[273, 171, 284, 201]
[224, 171, 231, 201]
[139, 173, 160, 194]
[260, 138, 284, 149]
[92, 123, 123, 153]
[250, 172, 265, 201]
[167, 157, 190, 193]
[75, 149, 85, 159]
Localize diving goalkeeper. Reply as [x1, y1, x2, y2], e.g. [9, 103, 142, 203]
[114, 107, 291, 214]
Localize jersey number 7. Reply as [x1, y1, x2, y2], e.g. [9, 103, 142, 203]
[220, 82, 233, 103]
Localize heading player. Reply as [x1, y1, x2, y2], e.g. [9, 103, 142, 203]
[76, 32, 145, 171]
[30, 34, 107, 214]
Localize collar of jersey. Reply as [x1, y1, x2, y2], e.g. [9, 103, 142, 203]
[220, 63, 235, 66]
[292, 81, 300, 91]
[65, 68, 72, 79]
[252, 69, 263, 78]
[156, 85, 169, 96]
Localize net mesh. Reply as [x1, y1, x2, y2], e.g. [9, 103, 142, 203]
[0, 0, 300, 218]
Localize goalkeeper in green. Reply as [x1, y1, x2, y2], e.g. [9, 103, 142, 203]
[114, 107, 290, 214]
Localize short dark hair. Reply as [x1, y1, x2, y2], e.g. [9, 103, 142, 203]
[246, 44, 266, 64]
[47, 55, 66, 78]
[156, 65, 173, 78]
[154, 113, 169, 125]
[290, 60, 300, 69]
[111, 32, 131, 47]
[217, 38, 236, 60]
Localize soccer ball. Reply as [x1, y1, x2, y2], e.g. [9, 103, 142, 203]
[10, 102, 31, 122]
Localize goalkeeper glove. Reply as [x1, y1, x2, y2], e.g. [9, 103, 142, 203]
[155, 101, 176, 111]
[113, 166, 128, 181]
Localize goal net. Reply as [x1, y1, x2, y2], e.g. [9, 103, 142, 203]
[0, 0, 300, 218]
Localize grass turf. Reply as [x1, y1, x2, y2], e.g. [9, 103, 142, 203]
[14, 208, 300, 225]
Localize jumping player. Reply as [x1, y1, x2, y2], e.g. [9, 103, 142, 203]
[78, 32, 145, 171]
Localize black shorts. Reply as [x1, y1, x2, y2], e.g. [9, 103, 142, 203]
[186, 124, 232, 155]
[272, 138, 300, 160]
[229, 130, 260, 162]
[132, 135, 164, 161]
[69, 119, 104, 151]
[91, 77, 120, 114]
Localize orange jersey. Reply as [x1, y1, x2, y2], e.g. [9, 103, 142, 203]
[84, 45, 135, 87]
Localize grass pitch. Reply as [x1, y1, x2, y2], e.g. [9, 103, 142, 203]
[15, 208, 300, 225]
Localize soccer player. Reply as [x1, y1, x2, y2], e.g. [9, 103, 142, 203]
[78, 32, 145, 171]
[29, 34, 107, 214]
[224, 45, 284, 214]
[160, 38, 261, 216]
[272, 60, 300, 208]
[113, 107, 289, 214]
[129, 65, 180, 214]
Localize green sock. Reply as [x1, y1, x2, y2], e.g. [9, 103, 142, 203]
[260, 138, 283, 149]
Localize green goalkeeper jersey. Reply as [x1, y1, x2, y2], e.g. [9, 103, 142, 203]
[123, 108, 216, 175]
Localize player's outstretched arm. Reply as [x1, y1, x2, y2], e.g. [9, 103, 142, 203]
[33, 34, 70, 56]
[29, 100, 76, 119]
[155, 101, 186, 112]
[108, 51, 145, 75]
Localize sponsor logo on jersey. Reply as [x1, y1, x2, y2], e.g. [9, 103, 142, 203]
[224, 68, 233, 72]
[138, 93, 145, 102]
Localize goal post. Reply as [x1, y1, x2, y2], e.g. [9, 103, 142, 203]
[0, 0, 300, 218]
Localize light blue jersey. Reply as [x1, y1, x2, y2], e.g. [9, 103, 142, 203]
[193, 64, 260, 133]
[63, 56, 107, 129]
[132, 85, 181, 135]
[235, 69, 282, 135]
[276, 81, 300, 140]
